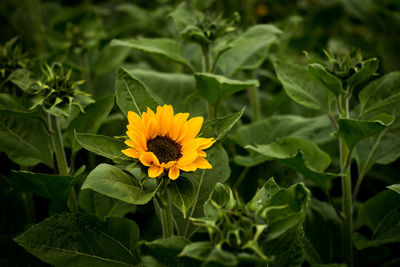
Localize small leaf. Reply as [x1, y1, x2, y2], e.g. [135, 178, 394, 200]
[8, 69, 36, 92]
[195, 72, 258, 105]
[11, 170, 74, 204]
[387, 184, 400, 195]
[169, 2, 204, 33]
[246, 137, 338, 190]
[247, 178, 280, 212]
[111, 38, 192, 69]
[0, 94, 33, 114]
[200, 107, 245, 143]
[79, 189, 137, 221]
[75, 132, 131, 163]
[275, 61, 332, 111]
[308, 63, 344, 97]
[337, 114, 394, 151]
[14, 213, 140, 266]
[81, 164, 158, 205]
[167, 177, 195, 218]
[347, 57, 379, 88]
[353, 190, 400, 249]
[67, 95, 115, 151]
[115, 67, 160, 117]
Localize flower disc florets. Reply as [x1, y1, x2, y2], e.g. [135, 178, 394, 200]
[122, 105, 215, 180]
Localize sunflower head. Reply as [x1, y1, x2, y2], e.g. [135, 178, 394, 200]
[122, 105, 215, 180]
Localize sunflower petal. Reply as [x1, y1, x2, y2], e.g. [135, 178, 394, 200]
[148, 165, 164, 177]
[157, 105, 174, 136]
[193, 156, 212, 169]
[139, 152, 160, 166]
[168, 166, 180, 180]
[181, 116, 203, 144]
[128, 111, 144, 131]
[122, 148, 140, 159]
[169, 113, 189, 141]
[126, 130, 147, 151]
[146, 117, 160, 139]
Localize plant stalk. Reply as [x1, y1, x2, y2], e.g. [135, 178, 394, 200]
[156, 191, 173, 238]
[250, 87, 260, 121]
[339, 94, 353, 267]
[49, 114, 79, 213]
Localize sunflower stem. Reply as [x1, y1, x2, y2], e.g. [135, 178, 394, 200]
[157, 190, 174, 238]
[339, 93, 353, 267]
[48, 114, 79, 213]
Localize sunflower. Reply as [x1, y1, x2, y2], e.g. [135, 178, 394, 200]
[122, 105, 215, 180]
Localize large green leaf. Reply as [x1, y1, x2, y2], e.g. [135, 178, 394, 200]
[93, 44, 131, 75]
[0, 113, 54, 167]
[246, 137, 338, 190]
[308, 63, 344, 97]
[127, 69, 196, 113]
[169, 2, 203, 33]
[14, 213, 140, 266]
[140, 236, 191, 264]
[353, 190, 400, 249]
[217, 25, 281, 77]
[337, 114, 394, 151]
[8, 69, 36, 92]
[81, 164, 158, 205]
[303, 199, 342, 264]
[67, 95, 115, 151]
[354, 118, 400, 174]
[115, 67, 160, 117]
[79, 189, 137, 221]
[194, 72, 258, 106]
[199, 107, 244, 143]
[0, 93, 34, 114]
[11, 170, 74, 204]
[275, 61, 332, 111]
[359, 72, 400, 116]
[75, 132, 131, 163]
[167, 177, 195, 218]
[111, 38, 192, 69]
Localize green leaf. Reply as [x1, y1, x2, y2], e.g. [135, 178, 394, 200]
[79, 189, 137, 221]
[179, 241, 213, 261]
[303, 199, 342, 264]
[11, 170, 74, 203]
[387, 184, 400, 195]
[354, 118, 400, 174]
[75, 132, 131, 163]
[275, 61, 332, 111]
[359, 71, 400, 116]
[246, 137, 338, 190]
[111, 38, 192, 69]
[217, 24, 281, 76]
[246, 178, 280, 212]
[14, 213, 140, 266]
[0, 93, 33, 114]
[81, 164, 158, 205]
[140, 236, 191, 263]
[127, 69, 196, 113]
[167, 177, 195, 218]
[195, 72, 258, 106]
[67, 95, 115, 151]
[308, 63, 344, 97]
[0, 113, 54, 167]
[337, 114, 394, 151]
[169, 2, 203, 33]
[8, 69, 36, 92]
[93, 44, 131, 75]
[115, 67, 160, 117]
[199, 107, 244, 143]
[353, 190, 400, 249]
[347, 57, 379, 88]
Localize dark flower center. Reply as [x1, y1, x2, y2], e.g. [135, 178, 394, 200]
[147, 136, 182, 163]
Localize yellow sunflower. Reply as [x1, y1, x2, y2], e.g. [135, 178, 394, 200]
[122, 105, 215, 180]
